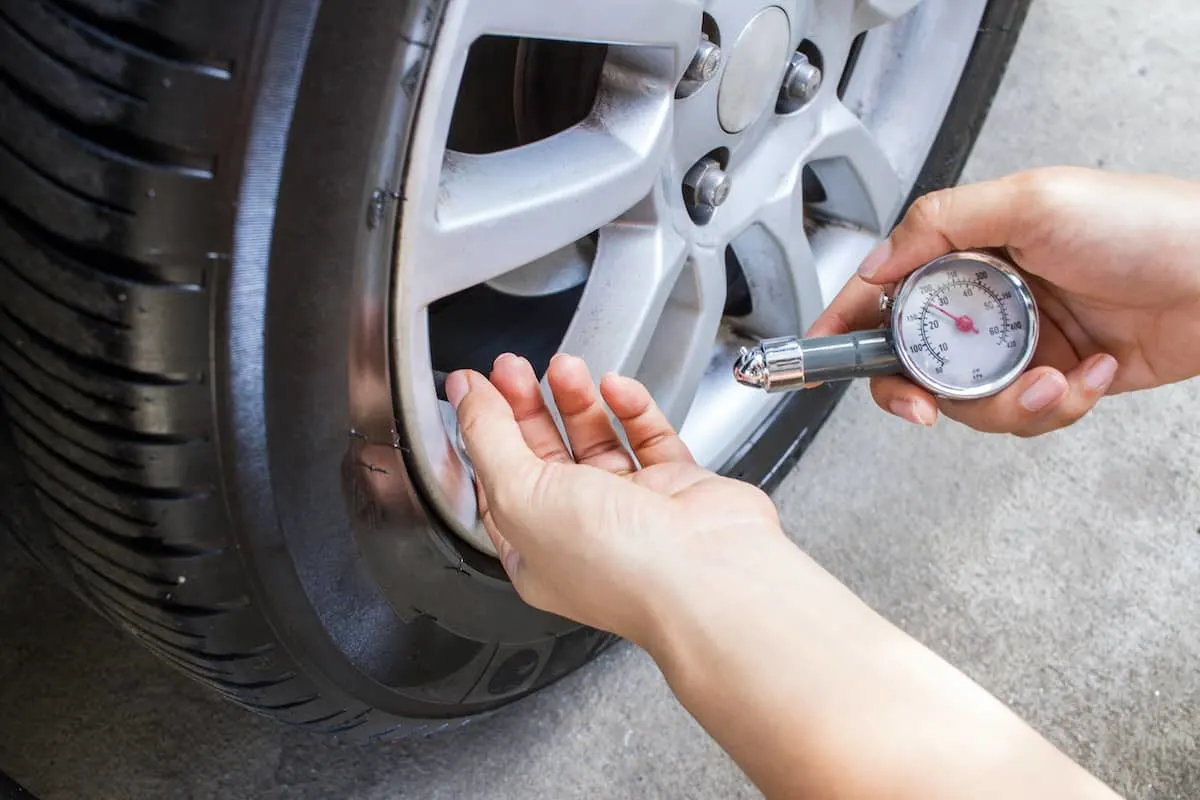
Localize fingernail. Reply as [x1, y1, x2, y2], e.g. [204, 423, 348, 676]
[1020, 374, 1067, 413]
[911, 400, 935, 427]
[1085, 356, 1118, 391]
[858, 239, 892, 279]
[889, 398, 933, 426]
[493, 352, 518, 370]
[445, 371, 469, 409]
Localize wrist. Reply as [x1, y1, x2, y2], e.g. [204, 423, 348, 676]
[635, 523, 798, 662]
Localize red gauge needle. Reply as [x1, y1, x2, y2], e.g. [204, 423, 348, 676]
[930, 304, 980, 334]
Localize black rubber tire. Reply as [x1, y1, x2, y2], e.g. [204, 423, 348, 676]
[0, 0, 1031, 740]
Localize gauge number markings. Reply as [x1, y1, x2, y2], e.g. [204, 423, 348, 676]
[903, 274, 1023, 384]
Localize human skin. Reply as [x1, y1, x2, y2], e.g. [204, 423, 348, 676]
[809, 166, 1200, 435]
[443, 167, 1200, 798]
[447, 357, 1119, 800]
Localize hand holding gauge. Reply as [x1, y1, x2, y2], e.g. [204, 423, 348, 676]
[733, 169, 1200, 435]
[733, 251, 1040, 400]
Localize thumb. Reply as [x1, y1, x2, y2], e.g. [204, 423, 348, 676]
[446, 370, 540, 501]
[857, 174, 1035, 286]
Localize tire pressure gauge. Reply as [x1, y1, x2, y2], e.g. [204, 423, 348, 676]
[733, 250, 1040, 399]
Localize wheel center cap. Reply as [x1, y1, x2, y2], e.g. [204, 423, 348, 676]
[717, 7, 793, 134]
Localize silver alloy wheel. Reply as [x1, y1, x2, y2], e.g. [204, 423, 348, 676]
[393, 0, 990, 555]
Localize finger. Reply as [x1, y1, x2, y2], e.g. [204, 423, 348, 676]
[446, 369, 541, 494]
[937, 355, 1116, 438]
[856, 175, 1035, 286]
[1024, 308, 1084, 373]
[488, 353, 572, 465]
[929, 367, 1066, 434]
[868, 376, 940, 426]
[1011, 354, 1118, 437]
[475, 481, 523, 582]
[546, 355, 637, 474]
[806, 275, 889, 338]
[599, 372, 696, 467]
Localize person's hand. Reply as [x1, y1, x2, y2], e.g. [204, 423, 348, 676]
[445, 354, 785, 646]
[809, 166, 1200, 436]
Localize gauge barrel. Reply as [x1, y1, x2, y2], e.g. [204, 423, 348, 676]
[734, 330, 902, 393]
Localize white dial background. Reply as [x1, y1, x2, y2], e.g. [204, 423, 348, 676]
[894, 261, 1032, 393]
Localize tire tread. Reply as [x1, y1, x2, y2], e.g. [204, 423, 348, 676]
[0, 0, 343, 734]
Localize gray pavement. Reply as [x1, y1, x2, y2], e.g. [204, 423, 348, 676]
[3, 0, 1200, 797]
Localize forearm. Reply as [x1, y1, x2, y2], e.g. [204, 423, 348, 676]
[644, 531, 1120, 800]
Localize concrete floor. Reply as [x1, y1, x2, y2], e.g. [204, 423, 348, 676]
[3, 1, 1200, 797]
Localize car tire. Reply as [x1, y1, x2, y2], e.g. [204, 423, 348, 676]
[0, 0, 1030, 740]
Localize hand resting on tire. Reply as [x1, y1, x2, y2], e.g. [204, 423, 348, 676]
[445, 353, 783, 648]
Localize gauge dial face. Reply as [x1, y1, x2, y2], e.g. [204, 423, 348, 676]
[892, 253, 1037, 398]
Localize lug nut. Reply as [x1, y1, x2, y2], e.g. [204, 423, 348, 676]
[683, 157, 731, 220]
[684, 39, 723, 84]
[778, 52, 823, 112]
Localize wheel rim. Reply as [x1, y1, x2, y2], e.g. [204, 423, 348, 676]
[392, 0, 989, 555]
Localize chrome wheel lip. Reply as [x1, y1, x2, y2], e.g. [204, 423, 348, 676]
[392, 0, 990, 556]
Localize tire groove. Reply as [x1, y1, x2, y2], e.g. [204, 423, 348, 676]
[62, 540, 246, 617]
[0, 241, 136, 329]
[238, 694, 322, 713]
[0, 201, 206, 290]
[32, 480, 221, 560]
[36, 0, 235, 79]
[207, 674, 299, 692]
[324, 718, 370, 734]
[159, 639, 275, 664]
[6, 398, 209, 499]
[136, 640, 232, 680]
[96, 599, 204, 642]
[0, 135, 133, 216]
[2, 306, 194, 387]
[3, 380, 143, 469]
[0, 336, 139, 413]
[293, 710, 348, 727]
[69, 560, 208, 638]
[0, 5, 146, 103]
[49, 515, 180, 588]
[21, 449, 158, 529]
[130, 623, 272, 668]
[0, 349, 198, 446]
[0, 65, 214, 178]
[101, 599, 237, 662]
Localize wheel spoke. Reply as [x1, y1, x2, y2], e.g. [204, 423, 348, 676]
[403, 0, 703, 307]
[804, 101, 904, 234]
[557, 201, 690, 382]
[638, 246, 728, 428]
[852, 0, 926, 31]
[410, 96, 674, 305]
[454, 0, 702, 63]
[723, 97, 898, 340]
[728, 163, 826, 340]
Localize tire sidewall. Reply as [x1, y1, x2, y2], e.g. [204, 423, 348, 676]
[222, 0, 605, 723]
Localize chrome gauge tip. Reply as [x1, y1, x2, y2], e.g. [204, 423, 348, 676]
[733, 346, 768, 389]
